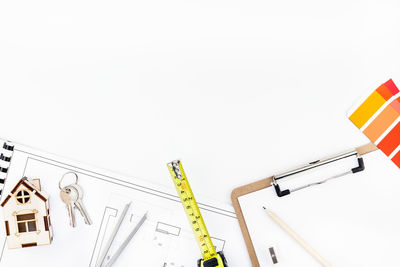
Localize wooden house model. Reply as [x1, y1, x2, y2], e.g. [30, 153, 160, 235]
[1, 177, 53, 249]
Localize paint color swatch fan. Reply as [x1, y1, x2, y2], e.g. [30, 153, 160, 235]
[349, 79, 400, 168]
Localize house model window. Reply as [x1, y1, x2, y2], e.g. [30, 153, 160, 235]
[16, 190, 30, 204]
[16, 213, 36, 233]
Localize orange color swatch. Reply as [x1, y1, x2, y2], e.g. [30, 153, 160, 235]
[363, 105, 399, 142]
[391, 98, 400, 113]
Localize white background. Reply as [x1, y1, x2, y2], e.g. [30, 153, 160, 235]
[1, 0, 399, 206]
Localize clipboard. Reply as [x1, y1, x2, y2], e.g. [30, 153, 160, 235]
[231, 143, 378, 267]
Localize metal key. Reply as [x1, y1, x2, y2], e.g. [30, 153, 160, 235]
[66, 184, 92, 225]
[60, 189, 76, 227]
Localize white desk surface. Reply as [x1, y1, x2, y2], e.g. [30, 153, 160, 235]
[0, 0, 399, 206]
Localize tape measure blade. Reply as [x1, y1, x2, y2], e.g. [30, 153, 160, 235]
[167, 160, 217, 260]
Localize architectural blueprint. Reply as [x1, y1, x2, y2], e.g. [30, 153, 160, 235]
[0, 140, 250, 266]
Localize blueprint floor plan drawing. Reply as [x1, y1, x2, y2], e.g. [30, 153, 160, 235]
[0, 139, 250, 267]
[90, 195, 227, 266]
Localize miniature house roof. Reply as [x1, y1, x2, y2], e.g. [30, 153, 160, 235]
[1, 177, 48, 207]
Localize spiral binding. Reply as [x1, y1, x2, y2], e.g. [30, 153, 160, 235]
[0, 142, 14, 196]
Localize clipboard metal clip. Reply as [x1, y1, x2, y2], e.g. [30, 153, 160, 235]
[271, 149, 365, 197]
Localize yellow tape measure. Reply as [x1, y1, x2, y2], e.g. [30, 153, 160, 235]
[167, 160, 227, 267]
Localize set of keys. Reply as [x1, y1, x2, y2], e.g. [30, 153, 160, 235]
[59, 172, 92, 227]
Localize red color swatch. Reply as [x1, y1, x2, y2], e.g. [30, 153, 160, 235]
[377, 122, 400, 156]
[384, 79, 400, 95]
[392, 152, 400, 168]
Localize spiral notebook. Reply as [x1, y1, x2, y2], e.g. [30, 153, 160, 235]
[0, 138, 249, 267]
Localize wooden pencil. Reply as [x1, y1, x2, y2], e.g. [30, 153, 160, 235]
[263, 207, 332, 267]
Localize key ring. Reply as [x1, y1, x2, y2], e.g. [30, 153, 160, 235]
[59, 171, 78, 190]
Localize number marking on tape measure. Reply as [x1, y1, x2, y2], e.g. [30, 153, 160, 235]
[167, 160, 217, 261]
